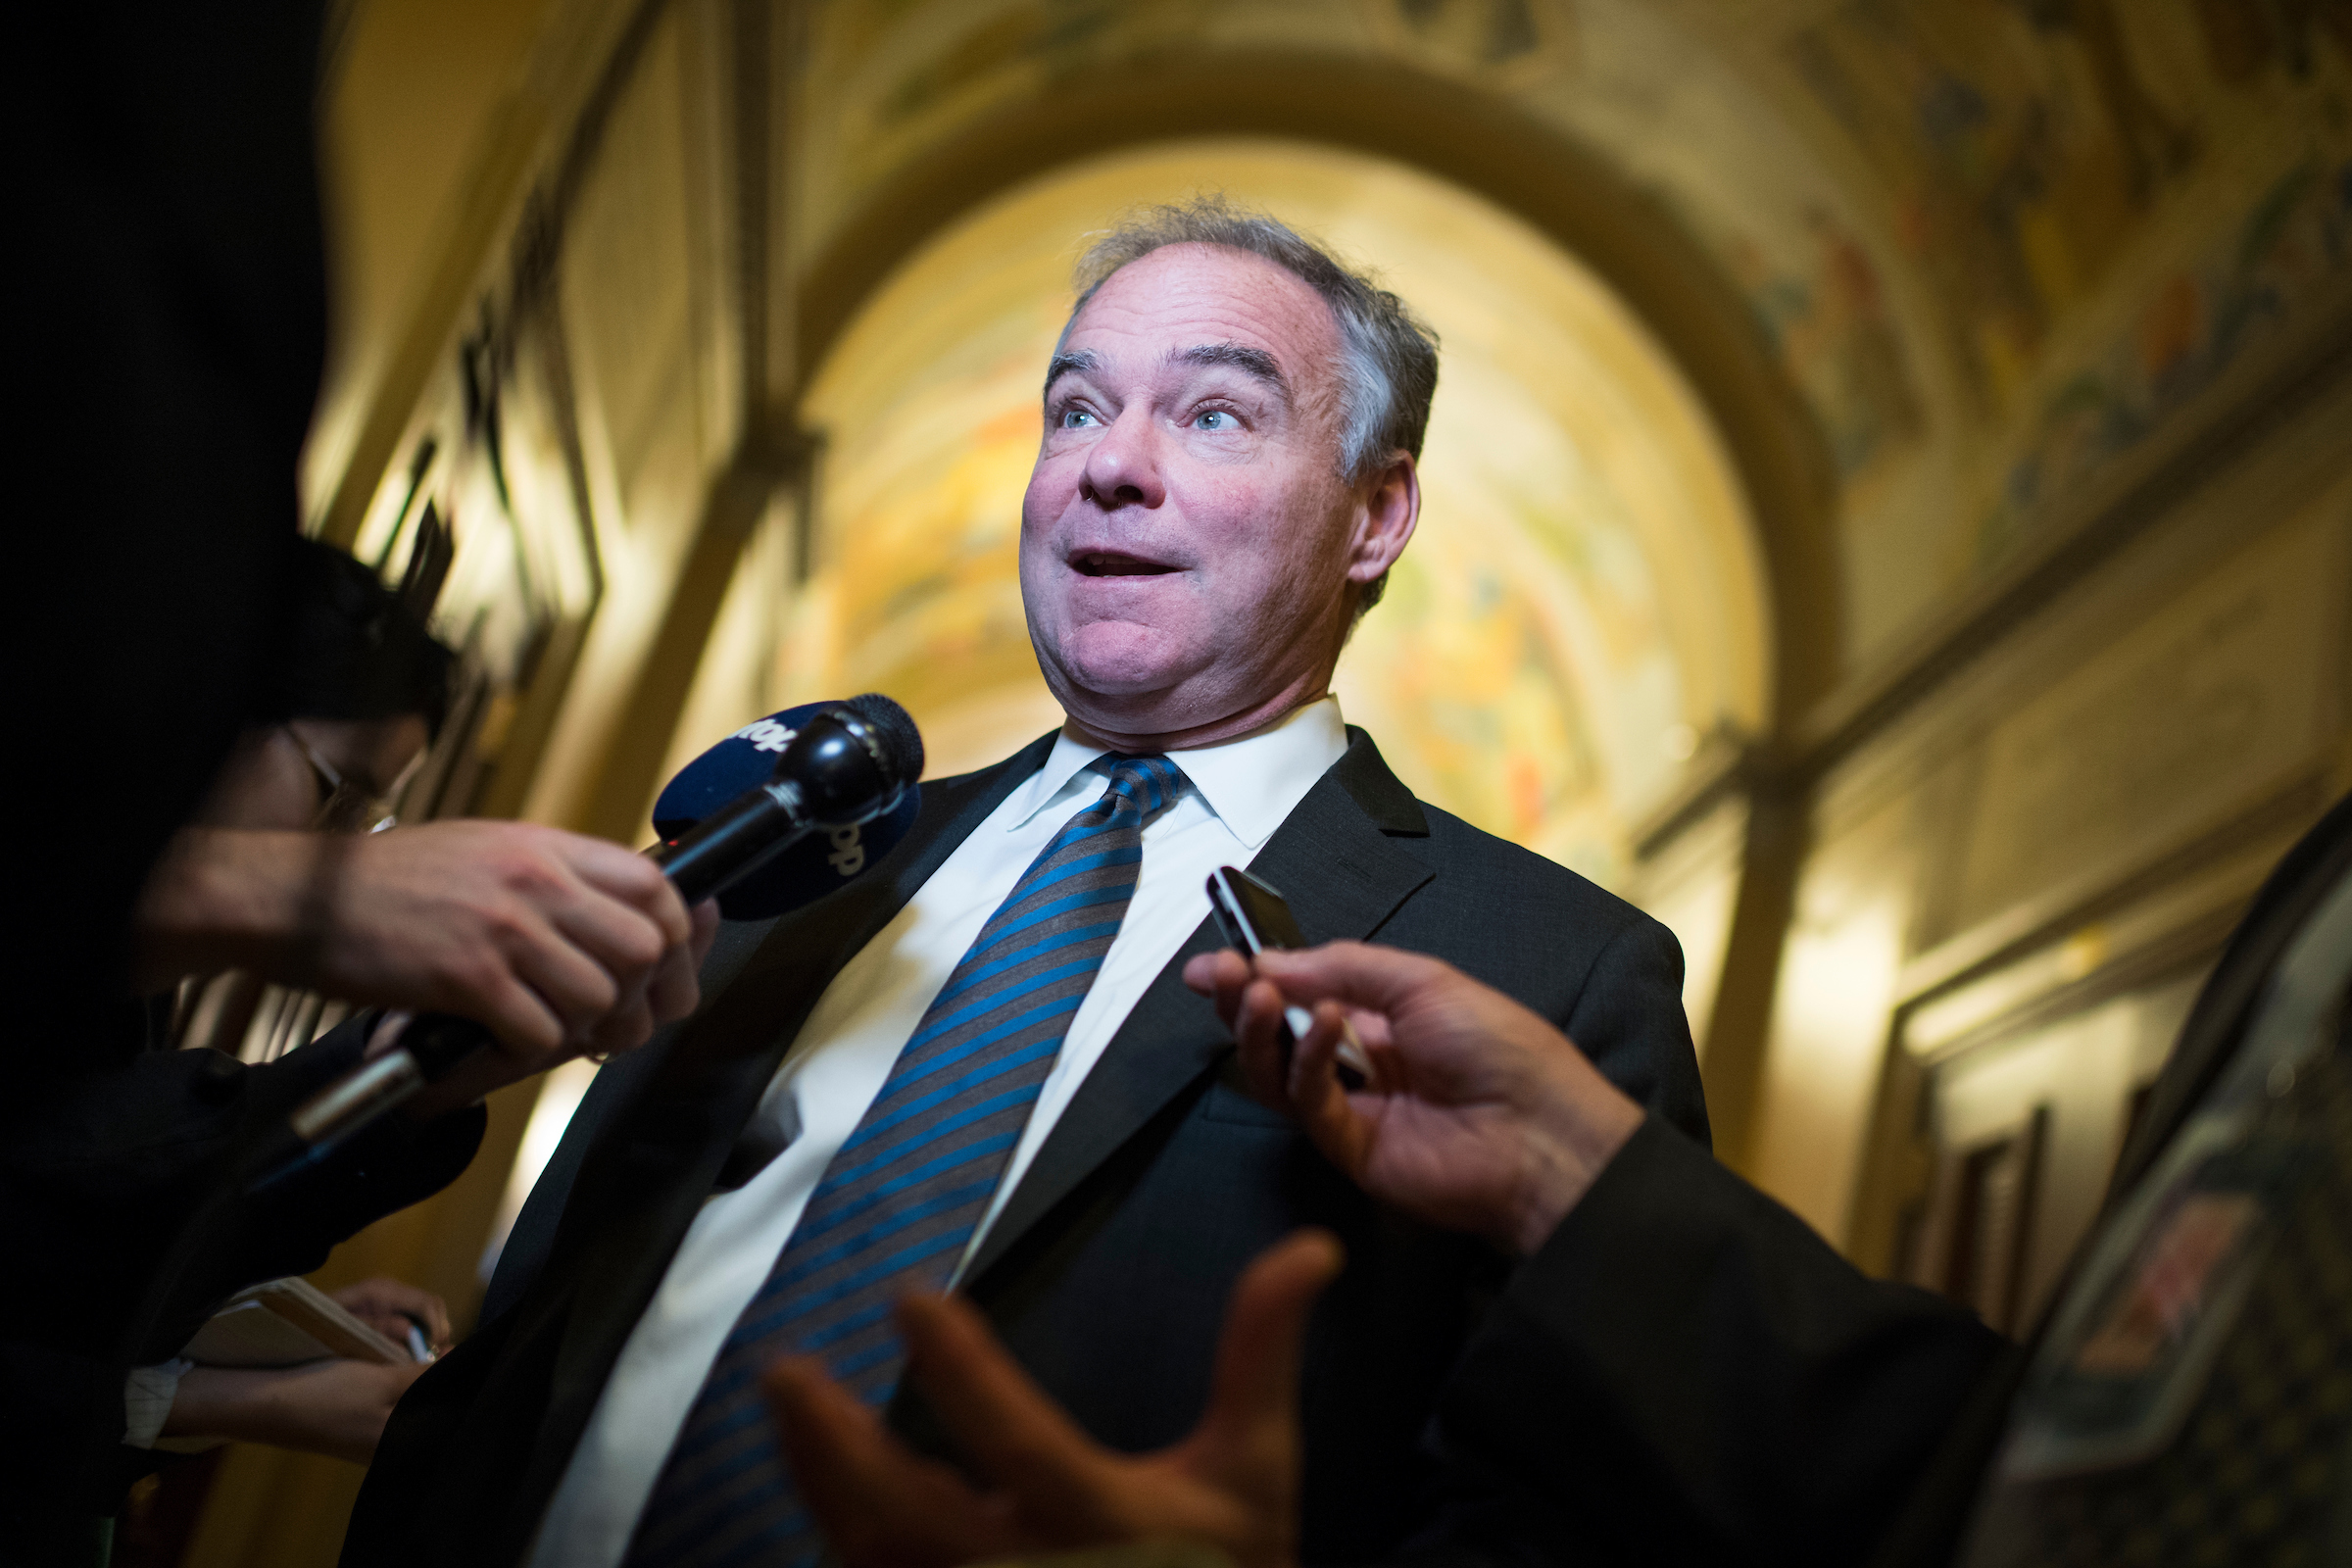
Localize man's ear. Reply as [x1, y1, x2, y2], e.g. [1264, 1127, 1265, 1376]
[1348, 454, 1419, 585]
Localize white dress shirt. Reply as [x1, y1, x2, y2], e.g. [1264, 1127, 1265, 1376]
[528, 697, 1350, 1568]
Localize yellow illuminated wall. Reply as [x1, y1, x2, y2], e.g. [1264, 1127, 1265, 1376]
[690, 139, 1768, 889]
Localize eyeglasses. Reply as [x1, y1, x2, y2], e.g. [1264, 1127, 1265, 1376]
[282, 723, 409, 834]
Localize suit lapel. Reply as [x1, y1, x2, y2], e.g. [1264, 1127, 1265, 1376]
[521, 733, 1060, 1449]
[962, 728, 1433, 1286]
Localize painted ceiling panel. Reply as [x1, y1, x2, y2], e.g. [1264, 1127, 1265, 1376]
[787, 0, 2352, 670]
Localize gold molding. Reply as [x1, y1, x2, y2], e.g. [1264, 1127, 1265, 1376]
[311, 0, 663, 552]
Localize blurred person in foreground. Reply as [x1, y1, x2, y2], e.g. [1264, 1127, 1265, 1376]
[11, 2, 714, 1087]
[346, 199, 1706, 1568]
[16, 0, 341, 1079]
[0, 544, 715, 1559]
[126, 543, 717, 1102]
[768, 793, 2352, 1568]
[10, 7, 712, 1556]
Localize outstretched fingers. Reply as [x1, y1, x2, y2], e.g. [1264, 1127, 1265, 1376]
[895, 1293, 1116, 1530]
[1250, 941, 1446, 1015]
[761, 1355, 1009, 1568]
[1193, 1230, 1346, 1464]
[762, 1357, 900, 1534]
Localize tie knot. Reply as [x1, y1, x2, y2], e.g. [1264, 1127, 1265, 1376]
[1090, 753, 1187, 823]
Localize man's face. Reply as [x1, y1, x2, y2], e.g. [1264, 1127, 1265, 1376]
[1020, 243, 1415, 746]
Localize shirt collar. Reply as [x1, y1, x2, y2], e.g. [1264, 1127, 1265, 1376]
[1004, 695, 1349, 849]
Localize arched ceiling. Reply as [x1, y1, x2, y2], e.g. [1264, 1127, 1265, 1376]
[784, 139, 1765, 888]
[779, 9, 1849, 725]
[775, 0, 2352, 691]
[309, 0, 2352, 841]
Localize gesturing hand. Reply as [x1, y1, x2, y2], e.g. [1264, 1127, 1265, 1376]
[1181, 943, 1642, 1257]
[763, 1230, 1344, 1568]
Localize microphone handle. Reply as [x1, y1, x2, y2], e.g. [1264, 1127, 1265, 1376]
[652, 777, 809, 901]
[264, 781, 823, 1186]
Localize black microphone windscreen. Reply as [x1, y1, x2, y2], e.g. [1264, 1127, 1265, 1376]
[845, 691, 923, 785]
[653, 699, 921, 921]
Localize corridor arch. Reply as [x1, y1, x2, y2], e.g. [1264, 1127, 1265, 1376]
[720, 138, 1775, 888]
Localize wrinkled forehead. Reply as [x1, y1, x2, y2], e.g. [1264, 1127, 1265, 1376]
[1053, 243, 1343, 391]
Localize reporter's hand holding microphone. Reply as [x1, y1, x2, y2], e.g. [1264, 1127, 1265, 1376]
[335, 819, 722, 1114]
[131, 693, 923, 1173]
[263, 695, 928, 1164]
[123, 549, 716, 1096]
[326, 820, 716, 1082]
[140, 819, 717, 1105]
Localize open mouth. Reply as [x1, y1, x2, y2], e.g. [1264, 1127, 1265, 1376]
[1070, 551, 1181, 578]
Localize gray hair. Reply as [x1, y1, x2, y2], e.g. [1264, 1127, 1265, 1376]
[1062, 200, 1439, 614]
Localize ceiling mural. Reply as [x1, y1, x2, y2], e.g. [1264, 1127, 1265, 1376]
[780, 140, 1766, 890]
[785, 0, 2352, 671]
[1769, 0, 2352, 652]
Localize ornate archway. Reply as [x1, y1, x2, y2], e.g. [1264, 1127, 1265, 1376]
[772, 50, 1842, 731]
[700, 138, 1774, 889]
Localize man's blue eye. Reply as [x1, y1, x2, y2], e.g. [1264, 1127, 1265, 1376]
[1059, 410, 1096, 428]
[1197, 411, 1234, 430]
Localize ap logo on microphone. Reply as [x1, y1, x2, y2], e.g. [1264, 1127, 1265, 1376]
[657, 700, 920, 920]
[826, 824, 864, 878]
[734, 717, 796, 754]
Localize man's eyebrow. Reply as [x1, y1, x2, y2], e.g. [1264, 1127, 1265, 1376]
[1174, 342, 1289, 398]
[1044, 349, 1101, 394]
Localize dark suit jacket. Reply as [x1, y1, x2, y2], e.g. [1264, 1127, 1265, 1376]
[1429, 791, 2352, 1568]
[347, 727, 1710, 1566]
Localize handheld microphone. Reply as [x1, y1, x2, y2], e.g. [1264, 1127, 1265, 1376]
[650, 700, 924, 920]
[261, 694, 924, 1185]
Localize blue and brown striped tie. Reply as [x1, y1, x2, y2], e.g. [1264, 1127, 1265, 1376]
[622, 753, 1189, 1568]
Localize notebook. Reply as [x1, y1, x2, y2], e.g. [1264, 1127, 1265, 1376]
[180, 1277, 412, 1367]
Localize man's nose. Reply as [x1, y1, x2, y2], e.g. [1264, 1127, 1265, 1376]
[1079, 407, 1165, 509]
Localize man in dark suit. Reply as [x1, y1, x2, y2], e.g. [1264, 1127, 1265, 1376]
[777, 791, 2348, 1568]
[347, 199, 1709, 1568]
